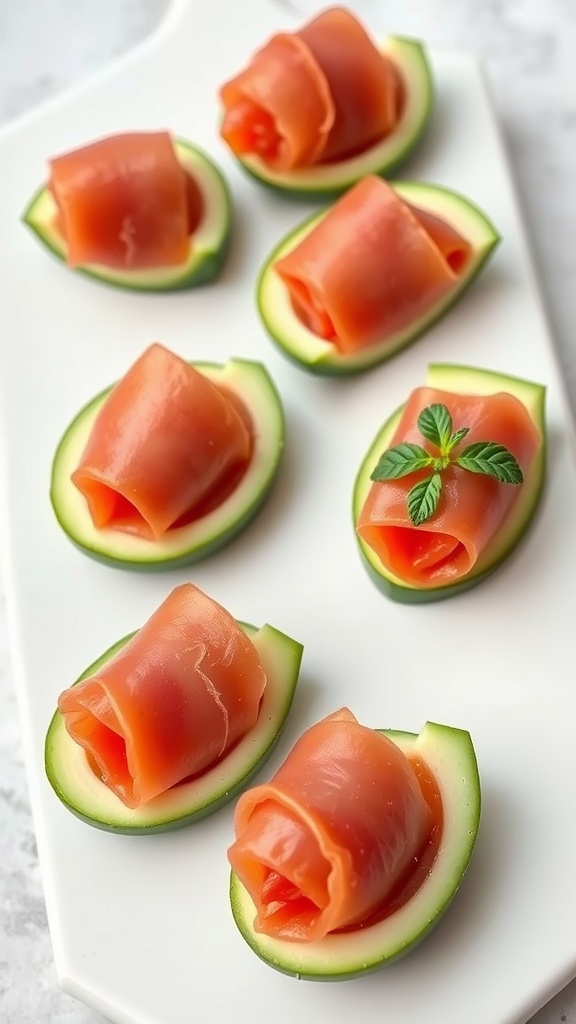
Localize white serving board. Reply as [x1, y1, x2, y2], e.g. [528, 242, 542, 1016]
[1, 1, 575, 1022]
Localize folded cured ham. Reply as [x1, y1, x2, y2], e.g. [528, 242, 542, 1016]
[220, 7, 401, 171]
[57, 584, 267, 808]
[273, 175, 472, 353]
[356, 386, 542, 585]
[71, 343, 252, 540]
[228, 708, 434, 942]
[49, 131, 203, 268]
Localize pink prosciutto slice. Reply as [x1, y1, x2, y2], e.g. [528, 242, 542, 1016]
[219, 7, 400, 171]
[356, 386, 542, 585]
[71, 343, 252, 540]
[49, 131, 204, 269]
[228, 707, 433, 941]
[273, 175, 472, 353]
[57, 583, 267, 808]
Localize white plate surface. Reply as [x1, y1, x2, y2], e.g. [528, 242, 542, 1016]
[1, 2, 576, 1022]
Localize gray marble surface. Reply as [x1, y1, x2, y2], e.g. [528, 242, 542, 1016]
[1, 1, 575, 1021]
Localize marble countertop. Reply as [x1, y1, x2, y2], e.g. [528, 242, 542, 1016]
[1, 1, 575, 1022]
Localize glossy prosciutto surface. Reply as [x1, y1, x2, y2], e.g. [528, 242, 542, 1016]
[71, 343, 253, 540]
[228, 708, 436, 941]
[57, 583, 267, 807]
[48, 130, 204, 269]
[273, 176, 471, 352]
[219, 7, 401, 171]
[356, 386, 542, 585]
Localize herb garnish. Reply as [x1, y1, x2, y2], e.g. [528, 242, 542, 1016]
[370, 403, 524, 527]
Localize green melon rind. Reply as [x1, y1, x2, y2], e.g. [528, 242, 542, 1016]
[233, 37, 433, 200]
[21, 140, 232, 292]
[49, 359, 285, 571]
[229, 721, 480, 979]
[353, 363, 547, 604]
[257, 182, 500, 376]
[44, 622, 303, 834]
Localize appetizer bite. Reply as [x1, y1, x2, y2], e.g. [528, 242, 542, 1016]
[257, 175, 500, 374]
[354, 364, 546, 602]
[45, 583, 303, 833]
[219, 6, 432, 198]
[22, 131, 231, 291]
[229, 708, 480, 979]
[50, 343, 284, 569]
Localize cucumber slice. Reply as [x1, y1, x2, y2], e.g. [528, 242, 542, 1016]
[353, 363, 546, 603]
[45, 622, 303, 834]
[21, 140, 232, 292]
[50, 358, 284, 570]
[233, 38, 433, 200]
[230, 721, 480, 979]
[257, 182, 500, 375]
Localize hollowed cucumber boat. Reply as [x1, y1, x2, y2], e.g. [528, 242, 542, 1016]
[236, 38, 433, 200]
[45, 622, 303, 834]
[230, 721, 480, 979]
[50, 358, 284, 570]
[22, 139, 232, 292]
[353, 363, 546, 603]
[257, 182, 500, 376]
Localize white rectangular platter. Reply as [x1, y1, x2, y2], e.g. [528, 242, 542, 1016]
[1, 2, 575, 1022]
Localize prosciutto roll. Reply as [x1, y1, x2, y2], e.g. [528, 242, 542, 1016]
[71, 343, 252, 540]
[228, 708, 433, 941]
[49, 131, 203, 269]
[357, 386, 542, 584]
[273, 176, 471, 353]
[58, 584, 267, 808]
[220, 7, 401, 171]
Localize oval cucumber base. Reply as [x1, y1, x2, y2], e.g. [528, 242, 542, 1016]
[21, 140, 232, 292]
[353, 363, 547, 604]
[45, 622, 303, 834]
[232, 37, 433, 200]
[257, 182, 500, 376]
[50, 358, 285, 571]
[229, 721, 481, 980]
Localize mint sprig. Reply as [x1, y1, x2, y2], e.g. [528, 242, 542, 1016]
[370, 402, 524, 526]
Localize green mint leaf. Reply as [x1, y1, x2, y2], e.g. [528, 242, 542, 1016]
[417, 404, 453, 451]
[407, 472, 443, 526]
[446, 426, 470, 452]
[455, 442, 524, 484]
[370, 443, 433, 481]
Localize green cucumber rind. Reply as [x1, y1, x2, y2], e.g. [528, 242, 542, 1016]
[49, 359, 285, 571]
[231, 37, 434, 201]
[352, 364, 547, 603]
[45, 622, 304, 834]
[256, 182, 501, 376]
[21, 139, 232, 292]
[229, 721, 481, 979]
